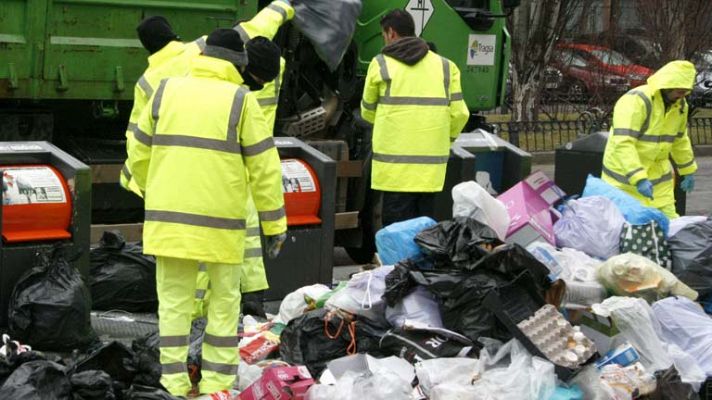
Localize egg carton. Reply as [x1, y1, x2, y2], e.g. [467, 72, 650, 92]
[516, 304, 597, 369]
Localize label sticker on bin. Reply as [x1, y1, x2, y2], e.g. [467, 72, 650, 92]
[3, 167, 66, 205]
[281, 159, 316, 193]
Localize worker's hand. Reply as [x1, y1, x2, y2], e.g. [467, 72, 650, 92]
[265, 233, 287, 259]
[636, 179, 654, 200]
[680, 174, 695, 192]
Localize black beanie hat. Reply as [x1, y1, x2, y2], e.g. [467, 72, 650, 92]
[245, 37, 281, 83]
[203, 29, 249, 68]
[137, 16, 178, 54]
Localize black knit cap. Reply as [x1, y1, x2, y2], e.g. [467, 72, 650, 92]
[245, 37, 281, 83]
[206, 28, 245, 53]
[136, 16, 178, 54]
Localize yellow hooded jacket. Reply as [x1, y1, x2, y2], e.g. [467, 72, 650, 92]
[602, 60, 698, 218]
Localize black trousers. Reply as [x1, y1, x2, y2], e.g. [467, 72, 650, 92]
[380, 191, 437, 227]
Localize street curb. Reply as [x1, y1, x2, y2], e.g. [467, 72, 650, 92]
[695, 145, 712, 157]
[532, 145, 712, 164]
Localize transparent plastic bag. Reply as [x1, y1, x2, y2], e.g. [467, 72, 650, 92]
[553, 196, 625, 260]
[452, 181, 510, 240]
[326, 266, 394, 327]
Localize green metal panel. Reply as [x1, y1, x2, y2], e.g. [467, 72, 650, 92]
[0, 0, 257, 100]
[354, 0, 511, 112]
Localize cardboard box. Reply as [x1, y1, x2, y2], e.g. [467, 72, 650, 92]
[238, 366, 314, 400]
[576, 311, 621, 355]
[497, 171, 565, 247]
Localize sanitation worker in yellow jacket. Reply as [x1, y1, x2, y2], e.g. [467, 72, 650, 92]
[602, 60, 698, 218]
[361, 9, 469, 227]
[126, 29, 286, 396]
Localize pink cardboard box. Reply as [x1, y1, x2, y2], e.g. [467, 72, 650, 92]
[498, 171, 564, 246]
[238, 366, 314, 400]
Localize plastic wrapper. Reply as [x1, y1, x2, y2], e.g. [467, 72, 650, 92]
[292, 0, 362, 71]
[385, 286, 443, 329]
[581, 175, 669, 236]
[376, 217, 436, 265]
[306, 370, 412, 400]
[597, 253, 698, 302]
[275, 284, 332, 325]
[599, 362, 657, 399]
[8, 248, 97, 351]
[592, 296, 673, 372]
[452, 181, 510, 240]
[414, 217, 501, 269]
[415, 357, 479, 396]
[89, 230, 157, 312]
[653, 296, 712, 377]
[553, 196, 625, 260]
[471, 339, 556, 400]
[326, 266, 394, 327]
[669, 219, 712, 297]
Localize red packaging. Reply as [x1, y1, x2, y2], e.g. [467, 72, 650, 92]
[238, 366, 314, 400]
[239, 335, 279, 364]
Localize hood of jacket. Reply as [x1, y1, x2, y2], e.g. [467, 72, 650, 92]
[382, 37, 430, 65]
[647, 60, 696, 90]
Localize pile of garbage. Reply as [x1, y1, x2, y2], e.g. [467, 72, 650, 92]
[1, 171, 711, 400]
[227, 172, 711, 400]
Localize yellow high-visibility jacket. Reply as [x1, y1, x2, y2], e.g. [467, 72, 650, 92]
[121, 0, 293, 194]
[127, 56, 286, 264]
[602, 60, 698, 218]
[361, 50, 469, 192]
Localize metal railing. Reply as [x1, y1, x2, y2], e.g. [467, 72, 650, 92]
[491, 116, 712, 152]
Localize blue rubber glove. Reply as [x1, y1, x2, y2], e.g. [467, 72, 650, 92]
[680, 174, 695, 192]
[636, 179, 654, 200]
[265, 233, 287, 259]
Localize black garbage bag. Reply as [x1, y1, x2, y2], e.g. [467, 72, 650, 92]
[74, 341, 136, 389]
[187, 318, 207, 385]
[643, 366, 700, 400]
[379, 328, 478, 363]
[8, 248, 97, 351]
[280, 308, 383, 376]
[440, 245, 551, 343]
[90, 231, 158, 312]
[414, 217, 501, 268]
[0, 350, 49, 388]
[383, 257, 470, 307]
[669, 219, 712, 297]
[123, 384, 183, 400]
[131, 333, 162, 388]
[292, 0, 362, 71]
[71, 370, 115, 400]
[0, 360, 71, 399]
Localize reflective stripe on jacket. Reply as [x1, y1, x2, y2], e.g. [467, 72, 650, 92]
[127, 56, 286, 264]
[361, 51, 469, 192]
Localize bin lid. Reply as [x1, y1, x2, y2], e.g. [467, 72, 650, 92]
[456, 129, 505, 152]
[560, 131, 609, 153]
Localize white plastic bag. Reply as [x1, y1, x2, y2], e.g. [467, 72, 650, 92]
[307, 370, 412, 400]
[470, 339, 556, 400]
[553, 196, 626, 260]
[592, 297, 673, 372]
[597, 253, 698, 301]
[237, 362, 263, 391]
[415, 358, 479, 397]
[275, 284, 331, 324]
[325, 266, 394, 327]
[385, 287, 443, 329]
[452, 181, 510, 241]
[653, 296, 712, 377]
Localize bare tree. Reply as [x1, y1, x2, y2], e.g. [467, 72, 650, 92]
[634, 0, 712, 66]
[508, 0, 587, 122]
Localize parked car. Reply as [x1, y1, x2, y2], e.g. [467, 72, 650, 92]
[690, 50, 712, 108]
[572, 32, 661, 68]
[556, 43, 653, 87]
[550, 47, 629, 102]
